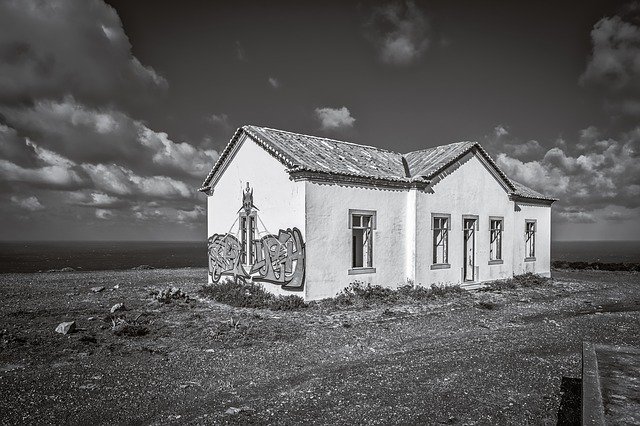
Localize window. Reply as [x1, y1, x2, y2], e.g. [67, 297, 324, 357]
[432, 214, 450, 266]
[240, 214, 255, 264]
[489, 218, 503, 262]
[349, 210, 376, 274]
[525, 220, 536, 260]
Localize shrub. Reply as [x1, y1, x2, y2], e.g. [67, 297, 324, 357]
[325, 281, 465, 308]
[199, 279, 307, 311]
[482, 272, 551, 291]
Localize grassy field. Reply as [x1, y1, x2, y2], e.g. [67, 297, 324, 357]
[0, 268, 638, 425]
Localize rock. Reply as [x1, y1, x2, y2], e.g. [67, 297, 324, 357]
[110, 303, 126, 313]
[113, 284, 120, 290]
[60, 267, 75, 272]
[91, 286, 105, 293]
[225, 407, 247, 415]
[55, 321, 76, 335]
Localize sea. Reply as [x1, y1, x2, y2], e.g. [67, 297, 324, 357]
[0, 240, 638, 274]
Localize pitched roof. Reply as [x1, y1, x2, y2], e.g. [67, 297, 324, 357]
[200, 125, 556, 202]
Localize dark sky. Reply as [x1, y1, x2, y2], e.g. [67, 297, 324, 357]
[0, 0, 638, 241]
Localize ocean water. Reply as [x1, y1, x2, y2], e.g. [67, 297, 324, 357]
[551, 240, 640, 263]
[0, 240, 638, 274]
[0, 241, 206, 273]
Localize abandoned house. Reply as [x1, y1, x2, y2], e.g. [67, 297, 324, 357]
[199, 125, 556, 301]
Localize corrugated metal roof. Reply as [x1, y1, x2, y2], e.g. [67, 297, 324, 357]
[200, 125, 555, 202]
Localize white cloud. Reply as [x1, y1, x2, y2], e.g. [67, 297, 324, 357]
[81, 163, 193, 199]
[95, 209, 113, 220]
[11, 195, 44, 211]
[494, 127, 640, 218]
[0, 158, 85, 189]
[314, 106, 356, 130]
[208, 113, 231, 130]
[494, 125, 509, 138]
[366, 1, 430, 65]
[139, 128, 218, 179]
[0, 0, 167, 110]
[268, 77, 280, 89]
[580, 13, 640, 116]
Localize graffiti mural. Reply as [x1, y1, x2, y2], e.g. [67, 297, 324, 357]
[251, 228, 305, 289]
[207, 234, 249, 282]
[207, 184, 305, 290]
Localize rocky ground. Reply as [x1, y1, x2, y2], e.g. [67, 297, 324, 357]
[0, 268, 638, 425]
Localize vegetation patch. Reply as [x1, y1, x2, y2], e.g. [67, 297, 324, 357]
[198, 280, 307, 311]
[322, 281, 465, 308]
[481, 273, 552, 292]
[552, 261, 640, 272]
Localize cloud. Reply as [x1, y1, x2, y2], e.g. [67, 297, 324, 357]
[314, 107, 356, 130]
[492, 125, 640, 224]
[139, 127, 218, 179]
[81, 163, 193, 200]
[208, 113, 231, 130]
[11, 195, 44, 211]
[555, 210, 597, 223]
[0, 98, 218, 180]
[580, 9, 640, 117]
[484, 125, 544, 161]
[0, 0, 167, 110]
[95, 208, 114, 220]
[365, 0, 430, 65]
[0, 158, 86, 190]
[0, 0, 207, 239]
[268, 77, 280, 89]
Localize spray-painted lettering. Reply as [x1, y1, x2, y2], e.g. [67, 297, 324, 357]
[208, 227, 305, 290]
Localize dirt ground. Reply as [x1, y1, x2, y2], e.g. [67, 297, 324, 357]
[0, 268, 638, 425]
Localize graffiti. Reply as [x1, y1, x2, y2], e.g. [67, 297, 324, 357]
[208, 183, 305, 290]
[208, 234, 249, 283]
[207, 228, 305, 289]
[251, 228, 305, 289]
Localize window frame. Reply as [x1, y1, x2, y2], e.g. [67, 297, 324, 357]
[489, 216, 504, 264]
[525, 219, 536, 261]
[431, 213, 451, 270]
[348, 209, 376, 275]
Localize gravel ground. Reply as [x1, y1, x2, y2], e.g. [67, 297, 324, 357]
[0, 268, 638, 425]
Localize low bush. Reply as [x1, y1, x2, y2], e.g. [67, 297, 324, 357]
[325, 281, 465, 308]
[198, 280, 307, 311]
[482, 272, 551, 291]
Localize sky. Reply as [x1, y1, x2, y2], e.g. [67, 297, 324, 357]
[0, 0, 638, 241]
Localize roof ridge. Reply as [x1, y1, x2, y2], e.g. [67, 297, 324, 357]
[247, 125, 403, 156]
[404, 140, 476, 156]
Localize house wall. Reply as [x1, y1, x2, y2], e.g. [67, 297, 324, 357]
[415, 153, 518, 287]
[512, 202, 552, 277]
[304, 181, 409, 301]
[207, 134, 306, 298]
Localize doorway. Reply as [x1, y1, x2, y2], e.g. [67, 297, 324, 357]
[463, 218, 476, 282]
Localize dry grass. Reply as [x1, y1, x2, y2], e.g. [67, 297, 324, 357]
[198, 279, 307, 311]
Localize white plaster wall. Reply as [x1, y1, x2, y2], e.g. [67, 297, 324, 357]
[512, 203, 552, 277]
[415, 153, 518, 287]
[304, 181, 409, 301]
[207, 134, 305, 298]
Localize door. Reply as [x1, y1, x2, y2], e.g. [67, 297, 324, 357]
[463, 218, 476, 281]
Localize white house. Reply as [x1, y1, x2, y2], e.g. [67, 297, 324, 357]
[200, 125, 556, 301]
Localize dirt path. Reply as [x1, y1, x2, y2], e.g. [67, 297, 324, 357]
[1, 269, 638, 424]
